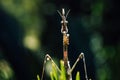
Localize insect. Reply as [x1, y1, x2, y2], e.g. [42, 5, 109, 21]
[41, 8, 89, 80]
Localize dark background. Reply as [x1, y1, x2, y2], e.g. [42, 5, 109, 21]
[0, 0, 120, 80]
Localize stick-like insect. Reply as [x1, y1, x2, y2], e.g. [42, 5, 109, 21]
[41, 8, 89, 80]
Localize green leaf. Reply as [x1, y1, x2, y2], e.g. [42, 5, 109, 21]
[37, 74, 40, 80]
[76, 72, 80, 80]
[52, 63, 58, 80]
[50, 72, 54, 80]
[60, 60, 66, 80]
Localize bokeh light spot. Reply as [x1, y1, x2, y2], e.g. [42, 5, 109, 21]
[23, 35, 40, 51]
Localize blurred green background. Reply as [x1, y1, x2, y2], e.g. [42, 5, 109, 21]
[0, 0, 120, 80]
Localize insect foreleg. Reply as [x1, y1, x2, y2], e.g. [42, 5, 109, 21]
[71, 53, 88, 80]
[41, 54, 61, 80]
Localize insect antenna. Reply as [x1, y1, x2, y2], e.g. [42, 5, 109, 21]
[65, 9, 70, 18]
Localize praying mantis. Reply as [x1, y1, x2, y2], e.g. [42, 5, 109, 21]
[41, 8, 89, 80]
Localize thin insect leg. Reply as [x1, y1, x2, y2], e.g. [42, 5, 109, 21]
[41, 55, 46, 80]
[41, 54, 61, 80]
[71, 53, 88, 80]
[46, 54, 61, 73]
[82, 53, 88, 80]
[71, 53, 83, 73]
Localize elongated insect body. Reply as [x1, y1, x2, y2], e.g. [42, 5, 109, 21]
[59, 8, 72, 80]
[41, 8, 89, 80]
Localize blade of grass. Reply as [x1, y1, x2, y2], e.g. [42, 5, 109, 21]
[60, 60, 66, 80]
[76, 71, 80, 80]
[50, 72, 54, 80]
[52, 63, 58, 80]
[37, 74, 40, 80]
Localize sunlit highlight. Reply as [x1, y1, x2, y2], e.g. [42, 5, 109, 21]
[23, 35, 40, 51]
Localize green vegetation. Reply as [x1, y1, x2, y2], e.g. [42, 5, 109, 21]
[37, 60, 80, 80]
